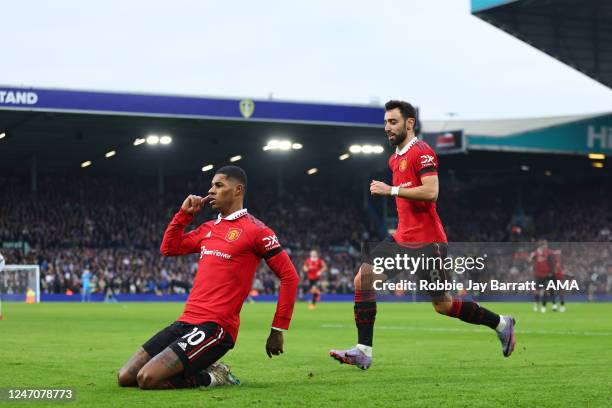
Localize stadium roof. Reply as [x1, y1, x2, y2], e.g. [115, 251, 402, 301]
[471, 0, 612, 89]
[424, 111, 612, 155]
[423, 111, 609, 137]
[0, 86, 382, 127]
[0, 86, 384, 177]
[2, 86, 610, 180]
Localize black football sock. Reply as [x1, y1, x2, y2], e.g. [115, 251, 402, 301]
[162, 372, 211, 389]
[549, 289, 556, 305]
[449, 298, 500, 330]
[354, 301, 377, 346]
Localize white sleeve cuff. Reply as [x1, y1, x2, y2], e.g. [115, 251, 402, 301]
[271, 327, 286, 332]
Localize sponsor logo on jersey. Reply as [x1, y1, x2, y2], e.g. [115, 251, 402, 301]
[200, 245, 232, 260]
[205, 231, 212, 238]
[399, 158, 408, 172]
[420, 155, 435, 166]
[262, 235, 280, 249]
[225, 227, 242, 242]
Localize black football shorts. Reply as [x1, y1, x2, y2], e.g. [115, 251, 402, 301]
[142, 321, 233, 375]
[308, 279, 320, 290]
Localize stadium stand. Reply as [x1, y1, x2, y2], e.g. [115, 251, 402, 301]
[1, 173, 610, 297]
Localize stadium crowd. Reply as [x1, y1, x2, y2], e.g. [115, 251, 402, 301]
[1, 174, 611, 298]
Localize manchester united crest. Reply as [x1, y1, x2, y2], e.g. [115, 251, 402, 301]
[399, 158, 408, 172]
[225, 228, 242, 242]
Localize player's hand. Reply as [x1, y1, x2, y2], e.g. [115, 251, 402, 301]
[265, 329, 284, 358]
[370, 180, 392, 196]
[181, 195, 211, 215]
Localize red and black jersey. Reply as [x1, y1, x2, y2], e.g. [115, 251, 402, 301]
[160, 208, 299, 343]
[531, 248, 555, 278]
[389, 137, 447, 245]
[304, 257, 325, 280]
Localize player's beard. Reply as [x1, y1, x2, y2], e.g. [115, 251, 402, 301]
[388, 128, 407, 147]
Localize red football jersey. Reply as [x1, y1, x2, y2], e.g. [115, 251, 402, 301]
[160, 208, 298, 343]
[389, 137, 447, 244]
[531, 248, 555, 278]
[304, 257, 324, 280]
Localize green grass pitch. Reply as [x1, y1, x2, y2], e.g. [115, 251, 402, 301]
[0, 301, 610, 407]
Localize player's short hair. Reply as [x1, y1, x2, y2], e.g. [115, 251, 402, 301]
[215, 165, 247, 191]
[385, 100, 417, 121]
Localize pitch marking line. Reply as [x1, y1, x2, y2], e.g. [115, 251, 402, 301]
[321, 324, 612, 337]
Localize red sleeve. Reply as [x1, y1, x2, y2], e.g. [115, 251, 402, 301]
[160, 210, 209, 256]
[254, 226, 298, 329]
[413, 145, 438, 178]
[265, 250, 299, 330]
